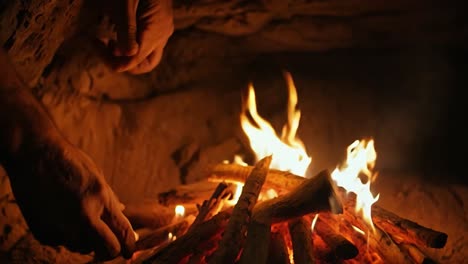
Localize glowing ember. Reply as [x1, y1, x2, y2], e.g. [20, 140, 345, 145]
[240, 72, 311, 176]
[175, 205, 185, 218]
[331, 140, 380, 231]
[311, 214, 319, 231]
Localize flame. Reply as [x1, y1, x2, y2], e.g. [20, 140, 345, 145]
[240, 72, 311, 176]
[352, 225, 366, 236]
[168, 232, 176, 242]
[331, 139, 380, 231]
[237, 72, 380, 232]
[175, 205, 185, 218]
[311, 214, 319, 231]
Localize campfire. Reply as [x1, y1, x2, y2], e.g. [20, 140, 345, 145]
[126, 73, 448, 264]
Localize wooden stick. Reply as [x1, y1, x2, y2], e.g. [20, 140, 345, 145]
[158, 181, 223, 207]
[144, 210, 232, 264]
[267, 230, 291, 264]
[288, 217, 315, 264]
[208, 163, 303, 194]
[314, 216, 358, 260]
[240, 170, 341, 264]
[342, 209, 413, 263]
[252, 170, 343, 225]
[340, 189, 447, 249]
[400, 243, 436, 264]
[238, 220, 272, 264]
[189, 182, 233, 231]
[210, 164, 447, 249]
[135, 216, 195, 251]
[371, 206, 448, 249]
[209, 156, 272, 264]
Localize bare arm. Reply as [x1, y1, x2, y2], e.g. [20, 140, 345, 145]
[0, 49, 136, 260]
[0, 49, 60, 163]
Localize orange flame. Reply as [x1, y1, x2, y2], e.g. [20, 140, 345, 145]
[236, 71, 379, 231]
[240, 72, 311, 176]
[331, 140, 380, 231]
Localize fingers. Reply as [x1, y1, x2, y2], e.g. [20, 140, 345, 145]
[88, 217, 121, 260]
[102, 201, 136, 259]
[128, 48, 164, 74]
[114, 0, 140, 56]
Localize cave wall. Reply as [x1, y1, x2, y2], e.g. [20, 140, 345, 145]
[1, 0, 467, 256]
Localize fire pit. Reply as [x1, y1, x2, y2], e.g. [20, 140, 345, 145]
[119, 74, 448, 264]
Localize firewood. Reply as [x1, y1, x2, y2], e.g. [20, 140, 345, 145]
[288, 217, 315, 264]
[144, 210, 232, 264]
[209, 156, 272, 264]
[342, 209, 413, 263]
[189, 182, 234, 231]
[252, 170, 343, 224]
[208, 163, 303, 193]
[371, 206, 448, 249]
[238, 220, 271, 264]
[158, 181, 223, 207]
[135, 215, 195, 251]
[400, 243, 436, 264]
[210, 164, 447, 250]
[267, 230, 291, 264]
[340, 189, 447, 249]
[314, 215, 358, 260]
[239, 170, 341, 264]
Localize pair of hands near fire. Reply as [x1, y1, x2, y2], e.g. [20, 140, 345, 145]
[104, 0, 174, 74]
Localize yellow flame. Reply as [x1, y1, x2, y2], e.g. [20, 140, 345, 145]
[331, 139, 380, 231]
[175, 205, 185, 218]
[311, 214, 319, 231]
[352, 225, 366, 236]
[240, 72, 311, 176]
[237, 72, 380, 232]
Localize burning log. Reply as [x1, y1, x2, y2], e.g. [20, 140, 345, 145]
[158, 181, 223, 207]
[210, 164, 447, 245]
[238, 220, 271, 264]
[252, 170, 342, 224]
[314, 216, 358, 260]
[209, 155, 272, 264]
[267, 230, 290, 264]
[400, 243, 436, 264]
[208, 163, 303, 194]
[135, 216, 195, 251]
[342, 209, 413, 263]
[288, 217, 315, 264]
[371, 206, 448, 249]
[123, 201, 174, 229]
[239, 170, 342, 264]
[144, 210, 232, 264]
[189, 182, 234, 231]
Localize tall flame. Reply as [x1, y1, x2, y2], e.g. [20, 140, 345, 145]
[237, 71, 379, 230]
[331, 139, 380, 231]
[240, 72, 311, 176]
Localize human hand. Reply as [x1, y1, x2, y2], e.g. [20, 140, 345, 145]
[106, 0, 174, 74]
[5, 134, 135, 260]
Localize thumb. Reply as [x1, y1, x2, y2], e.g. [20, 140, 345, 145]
[114, 0, 140, 56]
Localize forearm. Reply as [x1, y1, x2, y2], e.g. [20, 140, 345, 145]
[0, 49, 60, 163]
